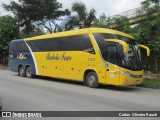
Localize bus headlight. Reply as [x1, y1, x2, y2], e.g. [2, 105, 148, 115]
[124, 72, 130, 77]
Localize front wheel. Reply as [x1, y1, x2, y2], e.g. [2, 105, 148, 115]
[26, 66, 33, 78]
[86, 72, 99, 88]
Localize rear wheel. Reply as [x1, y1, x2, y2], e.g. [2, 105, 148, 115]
[86, 72, 99, 88]
[19, 66, 26, 77]
[26, 66, 33, 78]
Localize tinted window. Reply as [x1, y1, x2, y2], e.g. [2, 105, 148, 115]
[106, 42, 119, 65]
[10, 40, 29, 52]
[93, 33, 115, 59]
[27, 34, 93, 52]
[114, 35, 136, 45]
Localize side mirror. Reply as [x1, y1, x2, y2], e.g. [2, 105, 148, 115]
[105, 39, 129, 53]
[138, 44, 150, 56]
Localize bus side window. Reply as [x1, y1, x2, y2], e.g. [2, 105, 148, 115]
[10, 41, 29, 52]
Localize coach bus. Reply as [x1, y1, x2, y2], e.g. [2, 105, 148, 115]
[9, 28, 150, 88]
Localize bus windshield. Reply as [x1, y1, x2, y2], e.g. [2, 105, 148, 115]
[122, 42, 142, 71]
[93, 33, 142, 71]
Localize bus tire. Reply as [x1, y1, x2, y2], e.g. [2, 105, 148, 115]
[86, 72, 99, 88]
[26, 66, 33, 78]
[19, 66, 26, 77]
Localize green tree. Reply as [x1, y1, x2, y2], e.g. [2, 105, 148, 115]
[108, 16, 131, 33]
[0, 16, 20, 64]
[65, 1, 96, 30]
[3, 0, 71, 34]
[21, 28, 45, 38]
[92, 14, 131, 33]
[92, 13, 108, 28]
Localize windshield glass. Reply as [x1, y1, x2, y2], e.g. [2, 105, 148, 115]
[93, 33, 142, 71]
[122, 44, 142, 71]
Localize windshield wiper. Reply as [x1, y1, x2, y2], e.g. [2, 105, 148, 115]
[131, 47, 142, 71]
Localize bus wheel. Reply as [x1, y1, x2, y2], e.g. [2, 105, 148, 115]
[19, 66, 26, 77]
[86, 72, 99, 88]
[26, 66, 33, 78]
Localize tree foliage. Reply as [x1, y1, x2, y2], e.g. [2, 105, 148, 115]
[21, 28, 45, 38]
[0, 16, 20, 64]
[65, 1, 96, 30]
[92, 13, 108, 28]
[92, 14, 131, 33]
[108, 16, 131, 33]
[3, 0, 71, 34]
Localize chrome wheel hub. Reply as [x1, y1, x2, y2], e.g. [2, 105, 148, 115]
[88, 76, 96, 85]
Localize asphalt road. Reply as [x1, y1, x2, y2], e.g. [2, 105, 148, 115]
[0, 70, 160, 120]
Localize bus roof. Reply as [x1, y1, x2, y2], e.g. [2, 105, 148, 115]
[24, 28, 134, 41]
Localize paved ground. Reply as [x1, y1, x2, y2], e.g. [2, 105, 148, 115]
[0, 65, 8, 70]
[0, 70, 160, 120]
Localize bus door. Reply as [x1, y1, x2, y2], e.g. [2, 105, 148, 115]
[105, 42, 120, 85]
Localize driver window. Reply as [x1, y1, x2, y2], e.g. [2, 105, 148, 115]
[106, 44, 119, 65]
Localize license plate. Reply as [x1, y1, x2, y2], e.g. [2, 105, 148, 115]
[135, 80, 141, 84]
